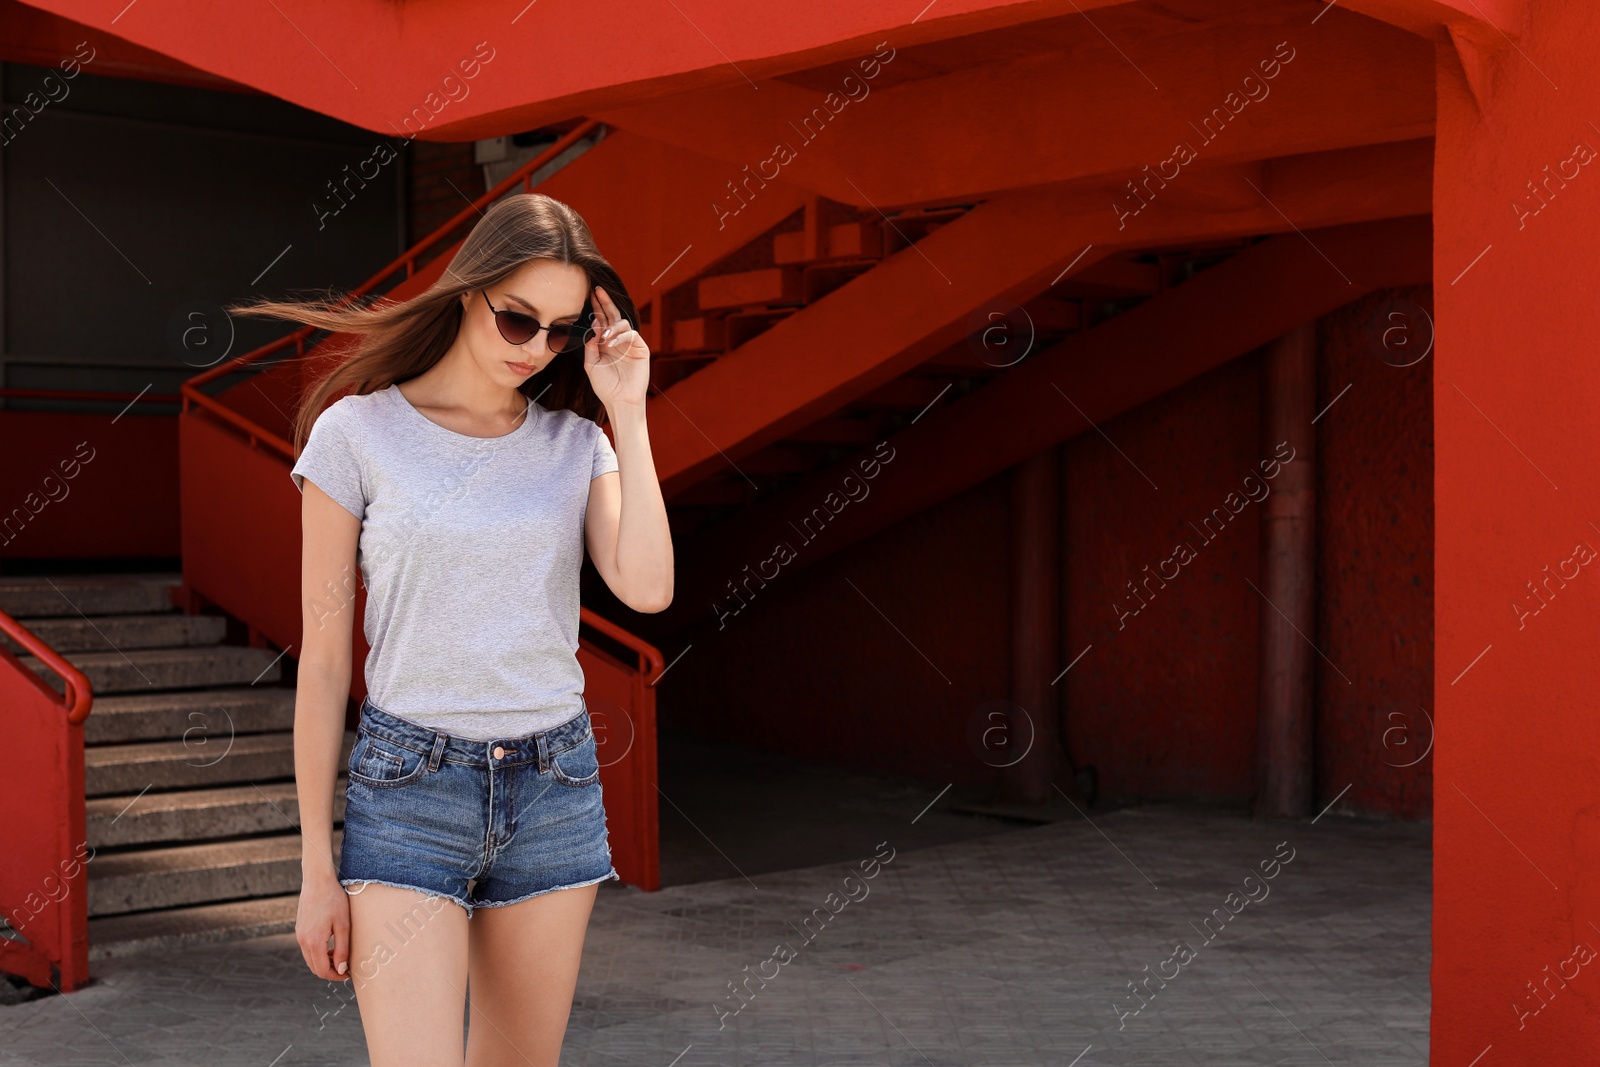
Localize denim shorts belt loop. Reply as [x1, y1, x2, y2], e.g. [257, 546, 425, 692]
[337, 693, 620, 916]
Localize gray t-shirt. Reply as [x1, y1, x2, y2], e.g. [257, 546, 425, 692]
[289, 382, 618, 740]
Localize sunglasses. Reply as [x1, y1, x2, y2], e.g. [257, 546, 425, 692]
[482, 290, 591, 355]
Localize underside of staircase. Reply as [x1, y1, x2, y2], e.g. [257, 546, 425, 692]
[0, 574, 348, 960]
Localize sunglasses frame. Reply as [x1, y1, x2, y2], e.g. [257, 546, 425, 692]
[481, 289, 591, 355]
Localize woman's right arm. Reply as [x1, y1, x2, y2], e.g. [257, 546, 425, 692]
[294, 478, 361, 982]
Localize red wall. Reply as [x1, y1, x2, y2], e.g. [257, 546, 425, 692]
[665, 287, 1435, 818]
[1431, 0, 1600, 1057]
[663, 468, 1012, 783]
[1063, 338, 1263, 803]
[1315, 287, 1434, 820]
[408, 141, 483, 246]
[0, 410, 179, 562]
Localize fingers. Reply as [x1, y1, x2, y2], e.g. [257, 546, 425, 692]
[333, 916, 351, 979]
[583, 290, 607, 352]
[593, 284, 619, 322]
[296, 916, 351, 982]
[298, 926, 339, 981]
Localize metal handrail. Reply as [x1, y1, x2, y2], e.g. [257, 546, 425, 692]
[579, 606, 666, 684]
[0, 387, 183, 404]
[180, 119, 606, 459]
[0, 607, 92, 724]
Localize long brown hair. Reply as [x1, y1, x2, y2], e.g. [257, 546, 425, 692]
[229, 192, 639, 456]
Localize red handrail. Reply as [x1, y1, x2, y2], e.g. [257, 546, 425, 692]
[0, 603, 92, 992]
[0, 387, 183, 404]
[579, 605, 666, 684]
[180, 119, 606, 459]
[0, 607, 93, 724]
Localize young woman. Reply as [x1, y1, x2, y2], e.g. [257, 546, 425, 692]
[246, 192, 671, 1066]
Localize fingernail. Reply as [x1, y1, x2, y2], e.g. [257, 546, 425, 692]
[337, 961, 348, 974]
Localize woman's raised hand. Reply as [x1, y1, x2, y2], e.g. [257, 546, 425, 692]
[582, 284, 650, 410]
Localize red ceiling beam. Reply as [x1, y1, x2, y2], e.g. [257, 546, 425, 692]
[598, 4, 1435, 207]
[10, 0, 1518, 141]
[1321, 0, 1522, 39]
[0, 0, 250, 92]
[1316, 0, 1526, 108]
[13, 0, 1135, 137]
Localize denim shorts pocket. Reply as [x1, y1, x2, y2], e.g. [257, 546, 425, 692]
[549, 732, 600, 788]
[348, 731, 429, 788]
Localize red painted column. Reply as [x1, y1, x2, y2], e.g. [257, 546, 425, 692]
[1433, 2, 1600, 1060]
[1002, 447, 1060, 804]
[1254, 326, 1316, 818]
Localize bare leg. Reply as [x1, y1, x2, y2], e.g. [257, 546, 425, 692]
[347, 883, 471, 1067]
[464, 883, 600, 1067]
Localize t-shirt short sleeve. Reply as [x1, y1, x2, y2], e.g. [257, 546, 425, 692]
[290, 400, 367, 521]
[591, 422, 618, 480]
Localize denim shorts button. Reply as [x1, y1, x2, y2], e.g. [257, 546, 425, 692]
[492, 745, 505, 759]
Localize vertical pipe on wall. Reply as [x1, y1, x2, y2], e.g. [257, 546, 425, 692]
[1002, 447, 1061, 805]
[1254, 323, 1317, 818]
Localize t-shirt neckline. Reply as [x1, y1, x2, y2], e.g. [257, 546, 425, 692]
[386, 382, 536, 448]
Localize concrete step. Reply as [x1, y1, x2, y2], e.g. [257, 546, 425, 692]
[87, 777, 350, 849]
[85, 730, 355, 797]
[87, 893, 302, 962]
[0, 612, 225, 656]
[85, 686, 299, 745]
[0, 573, 180, 618]
[87, 830, 344, 917]
[18, 644, 284, 696]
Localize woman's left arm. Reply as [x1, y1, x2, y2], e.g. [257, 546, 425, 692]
[583, 284, 674, 613]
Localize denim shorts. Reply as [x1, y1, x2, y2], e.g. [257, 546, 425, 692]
[337, 695, 619, 917]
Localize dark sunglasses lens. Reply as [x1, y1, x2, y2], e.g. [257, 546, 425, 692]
[548, 324, 586, 354]
[495, 311, 538, 345]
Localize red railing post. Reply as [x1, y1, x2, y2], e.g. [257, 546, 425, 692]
[0, 608, 93, 992]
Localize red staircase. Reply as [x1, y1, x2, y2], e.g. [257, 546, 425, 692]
[0, 104, 1390, 994]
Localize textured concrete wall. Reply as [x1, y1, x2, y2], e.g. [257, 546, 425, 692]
[1314, 286, 1434, 820]
[662, 468, 1013, 785]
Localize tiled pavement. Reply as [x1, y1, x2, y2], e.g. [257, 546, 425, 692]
[0, 802, 1429, 1066]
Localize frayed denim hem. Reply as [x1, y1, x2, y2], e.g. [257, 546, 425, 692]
[469, 868, 621, 911]
[340, 877, 476, 918]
